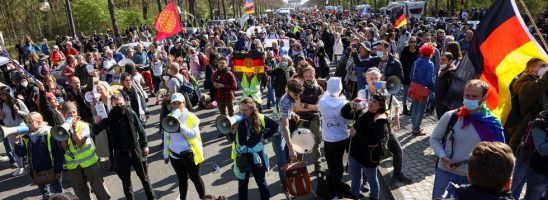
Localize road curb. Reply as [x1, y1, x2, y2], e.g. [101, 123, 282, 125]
[378, 160, 406, 200]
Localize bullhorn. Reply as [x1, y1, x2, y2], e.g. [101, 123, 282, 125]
[162, 109, 183, 133]
[51, 118, 74, 142]
[375, 76, 402, 95]
[0, 125, 29, 141]
[215, 114, 244, 135]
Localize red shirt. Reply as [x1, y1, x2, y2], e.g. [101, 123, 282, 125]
[51, 51, 65, 65]
[66, 47, 79, 56]
[212, 70, 237, 102]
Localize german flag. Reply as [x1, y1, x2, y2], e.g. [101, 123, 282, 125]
[232, 51, 264, 74]
[393, 13, 407, 29]
[244, 0, 254, 14]
[442, 0, 548, 124]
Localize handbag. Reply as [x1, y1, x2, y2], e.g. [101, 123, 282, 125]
[32, 168, 57, 186]
[407, 61, 430, 102]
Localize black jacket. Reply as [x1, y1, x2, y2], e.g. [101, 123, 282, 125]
[93, 106, 147, 157]
[453, 185, 514, 200]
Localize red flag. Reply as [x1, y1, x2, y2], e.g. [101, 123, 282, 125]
[154, 0, 182, 41]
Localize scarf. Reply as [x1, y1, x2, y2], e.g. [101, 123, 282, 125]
[456, 104, 505, 142]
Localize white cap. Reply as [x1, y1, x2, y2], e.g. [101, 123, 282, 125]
[170, 93, 185, 103]
[326, 77, 343, 96]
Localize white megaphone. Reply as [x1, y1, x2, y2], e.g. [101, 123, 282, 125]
[162, 109, 183, 133]
[375, 76, 402, 95]
[0, 125, 29, 141]
[51, 118, 74, 142]
[215, 114, 244, 135]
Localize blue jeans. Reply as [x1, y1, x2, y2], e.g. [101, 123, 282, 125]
[38, 177, 64, 199]
[266, 81, 276, 106]
[238, 153, 270, 200]
[270, 132, 287, 191]
[401, 84, 410, 109]
[511, 151, 530, 199]
[411, 98, 429, 131]
[525, 170, 548, 200]
[349, 157, 379, 199]
[432, 168, 469, 199]
[152, 76, 162, 94]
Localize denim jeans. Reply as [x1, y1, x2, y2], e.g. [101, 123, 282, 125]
[432, 168, 469, 199]
[349, 156, 379, 199]
[270, 132, 287, 191]
[411, 98, 429, 131]
[152, 76, 162, 94]
[3, 137, 15, 164]
[238, 153, 270, 200]
[401, 84, 410, 109]
[38, 177, 64, 199]
[266, 81, 276, 106]
[5, 135, 22, 167]
[511, 151, 530, 199]
[524, 170, 548, 200]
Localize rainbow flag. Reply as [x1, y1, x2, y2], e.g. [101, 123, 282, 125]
[244, 0, 254, 14]
[443, 0, 548, 124]
[393, 13, 407, 29]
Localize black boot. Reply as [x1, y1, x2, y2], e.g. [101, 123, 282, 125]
[393, 171, 413, 184]
[402, 106, 411, 116]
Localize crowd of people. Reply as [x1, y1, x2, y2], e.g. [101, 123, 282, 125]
[0, 6, 547, 200]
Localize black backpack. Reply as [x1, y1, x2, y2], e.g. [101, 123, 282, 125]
[435, 112, 459, 169]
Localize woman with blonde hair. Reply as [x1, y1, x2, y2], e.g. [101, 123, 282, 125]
[91, 83, 114, 164]
[230, 97, 278, 200]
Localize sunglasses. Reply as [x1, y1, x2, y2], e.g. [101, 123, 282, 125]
[409, 41, 417, 43]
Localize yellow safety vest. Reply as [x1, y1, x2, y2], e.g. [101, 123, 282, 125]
[23, 128, 54, 167]
[241, 75, 262, 103]
[64, 122, 99, 169]
[164, 112, 204, 165]
[231, 114, 266, 160]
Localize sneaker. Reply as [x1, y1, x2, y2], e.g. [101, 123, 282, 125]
[10, 163, 18, 169]
[0, 156, 9, 162]
[360, 181, 370, 193]
[392, 172, 413, 184]
[12, 167, 26, 177]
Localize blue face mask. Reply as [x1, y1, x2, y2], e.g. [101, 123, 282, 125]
[376, 51, 384, 58]
[463, 98, 481, 111]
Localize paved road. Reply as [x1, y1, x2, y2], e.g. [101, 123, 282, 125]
[0, 86, 391, 199]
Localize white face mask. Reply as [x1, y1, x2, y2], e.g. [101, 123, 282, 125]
[162, 75, 170, 81]
[538, 67, 548, 77]
[440, 64, 447, 69]
[20, 81, 28, 87]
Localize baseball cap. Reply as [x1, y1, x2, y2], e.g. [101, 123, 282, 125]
[170, 93, 185, 103]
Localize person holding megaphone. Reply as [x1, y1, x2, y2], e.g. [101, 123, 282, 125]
[162, 93, 205, 200]
[14, 112, 64, 199]
[230, 97, 278, 200]
[58, 102, 111, 200]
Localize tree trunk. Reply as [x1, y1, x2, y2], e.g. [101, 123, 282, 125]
[141, 0, 149, 21]
[108, 0, 121, 44]
[157, 0, 162, 12]
[434, 0, 439, 17]
[208, 0, 213, 19]
[221, 0, 226, 19]
[188, 0, 196, 26]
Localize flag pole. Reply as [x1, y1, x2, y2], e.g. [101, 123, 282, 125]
[517, 0, 548, 51]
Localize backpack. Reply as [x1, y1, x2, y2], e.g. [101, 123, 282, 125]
[282, 161, 312, 197]
[197, 53, 209, 67]
[173, 75, 194, 94]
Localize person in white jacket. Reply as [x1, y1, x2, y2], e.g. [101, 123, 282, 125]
[332, 33, 344, 63]
[318, 77, 351, 199]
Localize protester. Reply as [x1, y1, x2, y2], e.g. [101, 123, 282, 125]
[231, 97, 278, 200]
[212, 57, 237, 120]
[435, 52, 458, 119]
[399, 37, 419, 115]
[163, 93, 206, 199]
[1, 86, 29, 176]
[524, 110, 548, 199]
[429, 79, 505, 199]
[410, 43, 436, 136]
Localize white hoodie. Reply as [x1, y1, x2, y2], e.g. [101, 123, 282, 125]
[318, 95, 350, 142]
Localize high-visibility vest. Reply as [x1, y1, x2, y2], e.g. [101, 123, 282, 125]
[64, 122, 99, 170]
[231, 114, 266, 160]
[23, 128, 54, 167]
[241, 75, 262, 103]
[164, 111, 204, 165]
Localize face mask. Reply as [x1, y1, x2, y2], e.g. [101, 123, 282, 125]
[92, 77, 99, 83]
[376, 51, 384, 58]
[538, 67, 548, 77]
[463, 98, 481, 111]
[162, 75, 170, 81]
[20, 81, 28, 88]
[440, 64, 447, 69]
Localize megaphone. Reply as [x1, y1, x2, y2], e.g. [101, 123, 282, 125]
[0, 125, 29, 141]
[51, 118, 74, 142]
[215, 114, 244, 135]
[375, 76, 402, 95]
[162, 109, 183, 133]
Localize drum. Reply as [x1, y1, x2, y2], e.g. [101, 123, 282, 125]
[291, 128, 315, 154]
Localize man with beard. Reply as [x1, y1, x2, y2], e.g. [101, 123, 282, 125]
[212, 57, 237, 137]
[65, 76, 93, 123]
[293, 66, 324, 172]
[93, 94, 156, 200]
